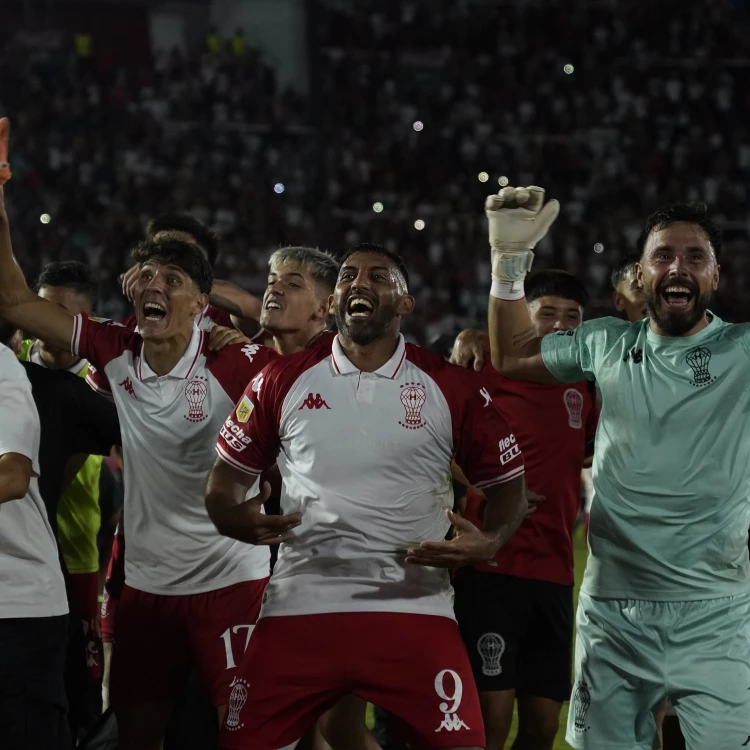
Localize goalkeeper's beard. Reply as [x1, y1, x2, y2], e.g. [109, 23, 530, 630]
[643, 284, 712, 337]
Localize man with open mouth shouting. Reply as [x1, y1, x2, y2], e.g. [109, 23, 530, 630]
[0, 118, 277, 750]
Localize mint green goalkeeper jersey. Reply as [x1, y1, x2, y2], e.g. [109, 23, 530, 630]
[541, 313, 750, 601]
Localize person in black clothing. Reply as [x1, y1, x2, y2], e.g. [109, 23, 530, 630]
[1, 319, 121, 747]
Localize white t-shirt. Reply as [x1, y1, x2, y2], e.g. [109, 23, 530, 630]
[217, 333, 525, 620]
[0, 344, 68, 618]
[72, 315, 277, 595]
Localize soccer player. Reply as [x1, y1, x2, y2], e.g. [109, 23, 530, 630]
[0, 133, 277, 750]
[610, 253, 647, 322]
[206, 242, 527, 750]
[18, 261, 110, 706]
[0, 340, 70, 750]
[452, 270, 598, 750]
[120, 211, 262, 334]
[483, 185, 750, 750]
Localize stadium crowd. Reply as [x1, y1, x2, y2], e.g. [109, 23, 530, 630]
[1, 1, 750, 750]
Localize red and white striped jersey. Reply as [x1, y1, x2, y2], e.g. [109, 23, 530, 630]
[71, 314, 277, 595]
[216, 332, 524, 620]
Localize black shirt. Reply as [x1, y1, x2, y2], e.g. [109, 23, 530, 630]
[19, 361, 121, 533]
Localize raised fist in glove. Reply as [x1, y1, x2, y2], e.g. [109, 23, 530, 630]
[487, 186, 559, 298]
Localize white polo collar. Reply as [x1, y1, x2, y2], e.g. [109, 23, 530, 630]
[138, 324, 204, 382]
[331, 333, 407, 379]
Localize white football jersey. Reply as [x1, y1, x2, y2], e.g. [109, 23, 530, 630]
[72, 314, 277, 595]
[217, 333, 524, 620]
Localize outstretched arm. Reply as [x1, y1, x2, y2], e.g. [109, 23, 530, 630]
[485, 185, 560, 384]
[0, 120, 74, 350]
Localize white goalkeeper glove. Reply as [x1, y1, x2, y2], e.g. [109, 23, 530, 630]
[487, 185, 560, 300]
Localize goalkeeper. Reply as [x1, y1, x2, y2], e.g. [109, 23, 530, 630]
[483, 186, 750, 750]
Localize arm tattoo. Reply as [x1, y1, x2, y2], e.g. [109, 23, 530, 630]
[512, 327, 537, 348]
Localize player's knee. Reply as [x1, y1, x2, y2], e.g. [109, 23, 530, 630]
[517, 713, 559, 747]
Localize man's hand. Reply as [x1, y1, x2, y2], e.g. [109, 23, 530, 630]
[487, 185, 560, 299]
[525, 489, 545, 517]
[450, 329, 489, 371]
[208, 325, 250, 351]
[405, 509, 502, 569]
[209, 480, 303, 545]
[0, 118, 11, 186]
[119, 264, 139, 303]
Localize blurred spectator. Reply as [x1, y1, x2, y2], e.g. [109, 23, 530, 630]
[1, 0, 748, 344]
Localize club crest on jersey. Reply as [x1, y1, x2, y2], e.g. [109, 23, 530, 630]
[225, 677, 249, 731]
[184, 376, 209, 422]
[236, 395, 254, 423]
[686, 346, 716, 387]
[563, 388, 583, 429]
[399, 382, 427, 430]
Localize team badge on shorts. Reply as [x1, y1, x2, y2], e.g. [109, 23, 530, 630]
[477, 632, 505, 676]
[236, 395, 254, 423]
[225, 677, 249, 731]
[572, 680, 591, 733]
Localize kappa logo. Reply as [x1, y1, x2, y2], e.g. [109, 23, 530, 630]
[299, 393, 331, 410]
[479, 387, 492, 407]
[623, 347, 643, 364]
[686, 346, 716, 387]
[225, 677, 249, 731]
[251, 373, 264, 394]
[119, 378, 137, 398]
[241, 344, 260, 361]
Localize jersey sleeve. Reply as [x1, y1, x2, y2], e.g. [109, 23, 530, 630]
[451, 377, 525, 491]
[71, 314, 135, 379]
[0, 347, 41, 476]
[724, 322, 750, 363]
[208, 343, 280, 404]
[215, 362, 282, 476]
[540, 317, 626, 384]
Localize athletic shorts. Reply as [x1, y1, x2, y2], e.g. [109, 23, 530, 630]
[67, 571, 101, 681]
[453, 570, 573, 702]
[0, 614, 71, 750]
[567, 591, 750, 750]
[110, 578, 268, 707]
[218, 612, 484, 750]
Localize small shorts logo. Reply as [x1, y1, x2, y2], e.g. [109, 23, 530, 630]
[225, 677, 249, 731]
[477, 632, 505, 676]
[686, 346, 716, 387]
[563, 388, 583, 429]
[433, 669, 469, 733]
[572, 680, 591, 733]
[399, 382, 427, 430]
[184, 376, 209, 422]
[236, 395, 254, 423]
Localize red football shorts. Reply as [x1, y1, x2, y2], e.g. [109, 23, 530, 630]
[218, 612, 485, 750]
[67, 571, 102, 681]
[110, 578, 268, 707]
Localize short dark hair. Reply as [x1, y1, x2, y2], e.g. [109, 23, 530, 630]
[525, 269, 589, 308]
[131, 239, 214, 295]
[636, 202, 722, 260]
[269, 246, 340, 296]
[339, 242, 410, 290]
[146, 213, 220, 267]
[36, 260, 98, 307]
[610, 253, 641, 291]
